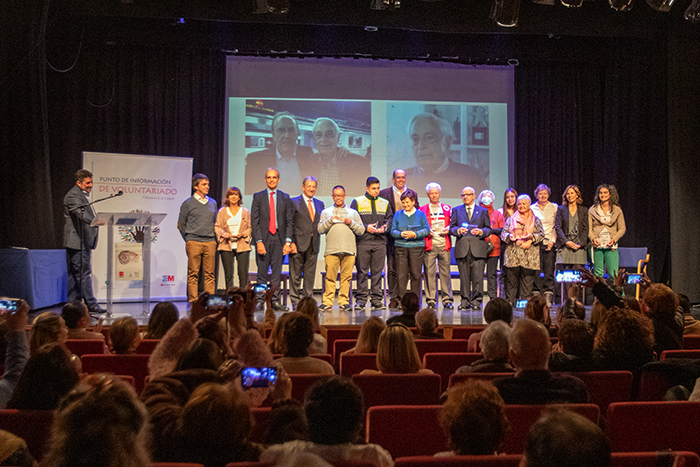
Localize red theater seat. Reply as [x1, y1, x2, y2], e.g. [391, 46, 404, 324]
[422, 352, 484, 392]
[80, 354, 150, 394]
[64, 339, 107, 356]
[0, 409, 54, 460]
[288, 373, 335, 402]
[352, 374, 442, 407]
[570, 371, 633, 413]
[395, 455, 523, 467]
[661, 349, 700, 360]
[366, 405, 447, 459]
[339, 353, 378, 377]
[135, 339, 160, 354]
[414, 339, 468, 359]
[333, 339, 358, 364]
[449, 372, 514, 387]
[606, 401, 700, 454]
[684, 335, 700, 349]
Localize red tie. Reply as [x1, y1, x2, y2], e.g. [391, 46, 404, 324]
[269, 191, 277, 235]
[308, 199, 314, 220]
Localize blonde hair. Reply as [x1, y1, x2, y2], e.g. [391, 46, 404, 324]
[31, 312, 65, 355]
[110, 317, 140, 354]
[355, 317, 386, 354]
[376, 324, 422, 374]
[269, 313, 295, 354]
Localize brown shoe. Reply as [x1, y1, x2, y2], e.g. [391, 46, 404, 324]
[388, 298, 400, 310]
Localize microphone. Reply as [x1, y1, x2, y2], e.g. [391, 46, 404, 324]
[116, 190, 124, 196]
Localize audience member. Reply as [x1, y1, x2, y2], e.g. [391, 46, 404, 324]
[624, 296, 642, 313]
[457, 320, 514, 374]
[296, 296, 328, 354]
[644, 283, 683, 353]
[61, 301, 104, 340]
[362, 323, 433, 375]
[176, 338, 225, 372]
[7, 343, 80, 410]
[261, 377, 393, 467]
[265, 399, 309, 446]
[0, 300, 29, 409]
[521, 407, 610, 467]
[525, 295, 555, 336]
[110, 316, 141, 354]
[342, 317, 386, 355]
[437, 380, 509, 456]
[592, 306, 655, 373]
[494, 319, 588, 404]
[269, 312, 295, 355]
[275, 314, 334, 375]
[386, 292, 420, 327]
[415, 308, 443, 339]
[30, 311, 68, 354]
[39, 374, 150, 467]
[555, 284, 586, 329]
[144, 301, 180, 339]
[467, 297, 513, 352]
[590, 300, 609, 332]
[549, 319, 596, 372]
[679, 294, 700, 335]
[0, 430, 35, 467]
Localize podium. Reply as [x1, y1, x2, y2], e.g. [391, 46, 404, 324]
[92, 212, 167, 315]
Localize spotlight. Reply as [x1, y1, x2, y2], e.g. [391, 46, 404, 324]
[491, 0, 521, 27]
[646, 0, 674, 11]
[608, 0, 634, 10]
[685, 0, 700, 21]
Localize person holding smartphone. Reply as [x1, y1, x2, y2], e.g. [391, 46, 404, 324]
[588, 184, 626, 278]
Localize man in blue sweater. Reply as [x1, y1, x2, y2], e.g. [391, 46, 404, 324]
[178, 173, 218, 303]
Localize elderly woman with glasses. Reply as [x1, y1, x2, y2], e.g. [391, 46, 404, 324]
[500, 194, 544, 306]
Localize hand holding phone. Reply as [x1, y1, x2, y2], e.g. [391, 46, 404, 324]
[626, 273, 643, 285]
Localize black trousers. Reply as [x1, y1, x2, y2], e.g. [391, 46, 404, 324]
[534, 244, 556, 295]
[256, 234, 283, 303]
[289, 246, 319, 306]
[355, 242, 386, 305]
[456, 251, 485, 306]
[395, 246, 424, 301]
[505, 266, 536, 305]
[485, 256, 500, 299]
[66, 248, 98, 309]
[220, 249, 250, 289]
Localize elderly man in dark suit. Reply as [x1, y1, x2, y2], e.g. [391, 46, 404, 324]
[64, 169, 105, 314]
[245, 112, 314, 195]
[289, 175, 325, 309]
[251, 167, 295, 311]
[450, 186, 491, 311]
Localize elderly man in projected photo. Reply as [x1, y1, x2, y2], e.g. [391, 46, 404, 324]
[405, 112, 487, 197]
[245, 111, 314, 195]
[312, 117, 371, 197]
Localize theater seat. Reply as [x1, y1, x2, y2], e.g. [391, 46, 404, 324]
[366, 405, 447, 458]
[339, 353, 378, 377]
[0, 409, 54, 461]
[135, 339, 160, 354]
[570, 371, 633, 413]
[64, 339, 107, 356]
[610, 451, 700, 467]
[80, 354, 150, 394]
[413, 339, 468, 359]
[606, 401, 700, 454]
[288, 374, 335, 402]
[352, 374, 442, 407]
[661, 350, 700, 360]
[333, 339, 358, 364]
[449, 372, 514, 387]
[394, 455, 522, 467]
[422, 352, 484, 392]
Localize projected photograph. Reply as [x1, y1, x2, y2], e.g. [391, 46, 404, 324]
[386, 102, 491, 197]
[243, 99, 372, 197]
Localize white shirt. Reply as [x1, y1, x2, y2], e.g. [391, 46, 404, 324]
[532, 201, 558, 244]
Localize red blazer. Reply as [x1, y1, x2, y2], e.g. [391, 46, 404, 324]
[419, 203, 452, 251]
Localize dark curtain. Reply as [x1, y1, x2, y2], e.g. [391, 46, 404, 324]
[514, 39, 669, 282]
[0, 1, 225, 249]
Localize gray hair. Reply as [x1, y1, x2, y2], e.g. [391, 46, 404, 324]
[416, 308, 439, 333]
[270, 111, 300, 135]
[407, 112, 454, 140]
[517, 194, 532, 206]
[481, 320, 512, 361]
[312, 117, 341, 136]
[303, 175, 317, 187]
[477, 190, 496, 205]
[425, 182, 442, 193]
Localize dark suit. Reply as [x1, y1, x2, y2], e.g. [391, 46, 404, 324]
[244, 145, 314, 195]
[251, 188, 295, 303]
[63, 184, 99, 309]
[450, 203, 491, 308]
[554, 204, 589, 250]
[379, 186, 420, 303]
[289, 195, 324, 306]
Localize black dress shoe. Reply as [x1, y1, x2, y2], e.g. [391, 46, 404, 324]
[426, 301, 436, 309]
[472, 303, 482, 310]
[457, 304, 470, 311]
[371, 301, 384, 310]
[89, 306, 107, 314]
[443, 302, 454, 309]
[318, 304, 330, 311]
[272, 302, 289, 312]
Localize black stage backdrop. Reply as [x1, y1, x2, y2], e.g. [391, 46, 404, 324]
[3, 0, 694, 296]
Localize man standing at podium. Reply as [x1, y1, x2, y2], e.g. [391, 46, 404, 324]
[64, 169, 105, 314]
[178, 173, 218, 304]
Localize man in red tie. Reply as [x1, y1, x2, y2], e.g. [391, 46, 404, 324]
[289, 176, 325, 310]
[251, 167, 295, 311]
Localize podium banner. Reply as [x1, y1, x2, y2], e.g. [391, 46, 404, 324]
[83, 152, 192, 301]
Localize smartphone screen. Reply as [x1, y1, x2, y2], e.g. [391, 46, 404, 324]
[253, 284, 269, 293]
[0, 298, 20, 314]
[515, 299, 528, 308]
[555, 270, 582, 283]
[626, 274, 643, 285]
[206, 294, 233, 308]
[240, 367, 277, 389]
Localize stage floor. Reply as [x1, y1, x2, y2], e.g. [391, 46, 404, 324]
[32, 293, 590, 327]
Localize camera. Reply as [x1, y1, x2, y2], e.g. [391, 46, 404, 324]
[626, 273, 643, 285]
[555, 270, 582, 283]
[0, 298, 21, 314]
[206, 294, 234, 308]
[240, 367, 277, 389]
